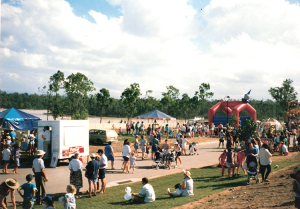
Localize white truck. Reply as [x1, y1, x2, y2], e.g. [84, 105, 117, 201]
[37, 120, 89, 164]
[186, 117, 205, 126]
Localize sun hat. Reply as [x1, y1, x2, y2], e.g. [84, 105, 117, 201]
[183, 170, 191, 178]
[26, 174, 34, 181]
[174, 141, 178, 145]
[35, 150, 46, 156]
[5, 178, 20, 190]
[90, 153, 96, 158]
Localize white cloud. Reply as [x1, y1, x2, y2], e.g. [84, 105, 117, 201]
[1, 0, 300, 101]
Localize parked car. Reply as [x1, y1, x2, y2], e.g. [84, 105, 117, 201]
[89, 129, 118, 145]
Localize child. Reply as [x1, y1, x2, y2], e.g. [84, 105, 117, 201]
[269, 138, 274, 154]
[219, 149, 227, 176]
[42, 196, 55, 209]
[293, 167, 300, 209]
[62, 185, 76, 209]
[28, 134, 35, 157]
[145, 143, 150, 158]
[218, 130, 225, 148]
[17, 174, 37, 209]
[167, 152, 174, 168]
[129, 152, 137, 173]
[13, 146, 21, 174]
[119, 127, 123, 136]
[167, 183, 182, 196]
[2, 144, 11, 173]
[236, 148, 246, 175]
[226, 148, 235, 177]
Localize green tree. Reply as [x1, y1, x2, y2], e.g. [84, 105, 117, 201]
[161, 85, 180, 115]
[64, 72, 95, 119]
[96, 88, 111, 123]
[121, 83, 141, 121]
[229, 114, 238, 127]
[180, 93, 191, 121]
[194, 83, 214, 115]
[49, 70, 65, 120]
[268, 79, 298, 114]
[236, 118, 257, 142]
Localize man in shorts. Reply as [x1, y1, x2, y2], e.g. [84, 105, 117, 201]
[218, 130, 225, 148]
[85, 153, 98, 197]
[97, 149, 107, 194]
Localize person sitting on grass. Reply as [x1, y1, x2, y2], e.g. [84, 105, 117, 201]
[167, 183, 182, 197]
[168, 170, 194, 197]
[131, 177, 155, 203]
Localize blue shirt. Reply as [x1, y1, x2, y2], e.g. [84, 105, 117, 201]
[86, 160, 99, 179]
[19, 183, 37, 201]
[104, 145, 113, 158]
[10, 131, 16, 138]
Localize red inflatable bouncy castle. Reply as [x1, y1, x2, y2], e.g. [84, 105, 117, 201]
[208, 101, 256, 127]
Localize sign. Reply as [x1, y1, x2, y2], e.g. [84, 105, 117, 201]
[50, 152, 59, 168]
[69, 146, 84, 154]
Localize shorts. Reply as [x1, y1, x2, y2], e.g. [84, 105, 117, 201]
[4, 160, 9, 164]
[176, 151, 181, 157]
[15, 158, 20, 167]
[98, 169, 106, 179]
[152, 145, 157, 153]
[107, 155, 114, 161]
[182, 144, 186, 149]
[123, 156, 129, 162]
[295, 197, 300, 209]
[219, 138, 224, 142]
[22, 198, 34, 209]
[88, 178, 98, 184]
[141, 147, 146, 152]
[134, 143, 139, 149]
[226, 162, 234, 168]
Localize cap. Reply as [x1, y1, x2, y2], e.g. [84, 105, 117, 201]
[174, 141, 178, 145]
[41, 196, 54, 204]
[26, 174, 34, 181]
[90, 153, 96, 158]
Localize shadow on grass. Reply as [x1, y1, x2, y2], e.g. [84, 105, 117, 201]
[196, 180, 245, 190]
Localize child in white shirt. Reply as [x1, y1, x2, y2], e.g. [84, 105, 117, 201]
[130, 153, 137, 173]
[62, 185, 76, 209]
[3, 144, 11, 173]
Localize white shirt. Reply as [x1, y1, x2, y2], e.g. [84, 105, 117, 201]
[64, 193, 76, 209]
[122, 145, 131, 158]
[99, 154, 108, 169]
[68, 159, 83, 172]
[42, 130, 51, 142]
[139, 183, 155, 203]
[259, 148, 272, 165]
[3, 148, 11, 161]
[282, 144, 288, 153]
[172, 188, 182, 196]
[182, 178, 194, 196]
[181, 126, 186, 132]
[182, 138, 187, 147]
[32, 158, 45, 172]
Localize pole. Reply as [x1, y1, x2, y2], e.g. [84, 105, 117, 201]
[227, 100, 228, 125]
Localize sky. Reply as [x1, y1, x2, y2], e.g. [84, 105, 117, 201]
[1, 0, 300, 101]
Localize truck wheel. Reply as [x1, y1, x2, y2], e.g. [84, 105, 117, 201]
[97, 139, 103, 145]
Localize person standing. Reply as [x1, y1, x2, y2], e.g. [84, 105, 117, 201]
[68, 153, 83, 198]
[17, 174, 37, 209]
[104, 142, 114, 169]
[126, 121, 131, 135]
[135, 122, 139, 135]
[97, 149, 107, 194]
[131, 122, 135, 136]
[2, 145, 11, 174]
[32, 150, 48, 205]
[259, 143, 272, 182]
[85, 153, 98, 197]
[9, 126, 16, 142]
[0, 178, 19, 209]
[181, 135, 189, 155]
[140, 121, 145, 135]
[140, 135, 147, 160]
[41, 126, 51, 158]
[226, 148, 235, 177]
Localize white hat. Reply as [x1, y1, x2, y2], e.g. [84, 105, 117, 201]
[174, 141, 178, 145]
[90, 153, 96, 158]
[35, 150, 46, 156]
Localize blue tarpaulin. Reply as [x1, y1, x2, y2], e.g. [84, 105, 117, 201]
[0, 108, 41, 131]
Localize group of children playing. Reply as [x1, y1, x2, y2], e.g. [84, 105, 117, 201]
[15, 174, 76, 209]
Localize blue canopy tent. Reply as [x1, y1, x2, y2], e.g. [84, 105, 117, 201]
[0, 108, 41, 131]
[135, 109, 176, 121]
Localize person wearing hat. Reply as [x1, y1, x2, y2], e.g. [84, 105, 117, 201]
[68, 153, 83, 198]
[0, 178, 19, 209]
[17, 174, 37, 209]
[8, 126, 16, 141]
[181, 170, 194, 196]
[293, 167, 300, 209]
[97, 149, 107, 194]
[41, 196, 55, 209]
[32, 150, 48, 205]
[85, 153, 98, 197]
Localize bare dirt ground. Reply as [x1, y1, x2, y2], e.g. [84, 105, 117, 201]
[89, 135, 219, 155]
[173, 152, 300, 209]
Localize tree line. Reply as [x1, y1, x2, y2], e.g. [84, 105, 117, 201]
[0, 71, 297, 122]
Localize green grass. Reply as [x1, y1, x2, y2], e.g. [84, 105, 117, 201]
[23, 153, 300, 209]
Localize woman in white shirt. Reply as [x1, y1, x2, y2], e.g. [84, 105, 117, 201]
[168, 170, 194, 197]
[68, 153, 83, 198]
[122, 140, 131, 173]
[259, 143, 272, 182]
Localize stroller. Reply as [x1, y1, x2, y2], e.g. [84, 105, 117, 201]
[152, 148, 165, 169]
[165, 151, 176, 169]
[246, 155, 259, 184]
[189, 142, 199, 155]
